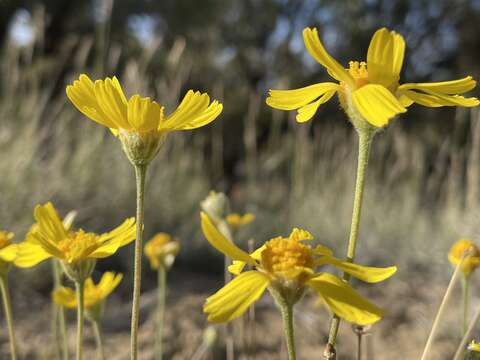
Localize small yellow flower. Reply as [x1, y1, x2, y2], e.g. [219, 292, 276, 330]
[53, 271, 122, 320]
[267, 27, 479, 129]
[448, 239, 480, 276]
[15, 202, 135, 281]
[225, 213, 255, 230]
[66, 74, 223, 165]
[144, 233, 180, 270]
[200, 212, 396, 325]
[0, 231, 18, 274]
[469, 340, 480, 352]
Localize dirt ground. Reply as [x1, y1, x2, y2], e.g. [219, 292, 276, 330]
[1, 270, 472, 359]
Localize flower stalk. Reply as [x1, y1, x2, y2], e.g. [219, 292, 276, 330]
[155, 265, 166, 360]
[131, 164, 147, 360]
[52, 259, 69, 360]
[462, 275, 469, 335]
[326, 128, 375, 352]
[0, 273, 17, 360]
[273, 291, 296, 360]
[92, 320, 106, 360]
[75, 280, 85, 360]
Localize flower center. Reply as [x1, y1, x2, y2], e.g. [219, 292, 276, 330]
[58, 230, 99, 263]
[261, 236, 313, 279]
[347, 61, 369, 88]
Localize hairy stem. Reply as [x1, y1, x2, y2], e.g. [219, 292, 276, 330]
[155, 266, 166, 360]
[326, 129, 374, 354]
[130, 164, 147, 360]
[279, 300, 296, 360]
[0, 274, 17, 360]
[76, 280, 85, 360]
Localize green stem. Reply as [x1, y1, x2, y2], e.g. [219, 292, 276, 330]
[326, 129, 374, 353]
[462, 275, 469, 335]
[0, 274, 17, 360]
[76, 280, 85, 360]
[53, 260, 69, 360]
[279, 300, 296, 360]
[92, 320, 105, 360]
[155, 266, 166, 360]
[130, 164, 147, 360]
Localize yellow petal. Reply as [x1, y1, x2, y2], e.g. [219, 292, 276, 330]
[90, 218, 136, 258]
[94, 77, 130, 129]
[53, 287, 77, 309]
[308, 273, 383, 325]
[228, 244, 266, 275]
[14, 242, 52, 268]
[127, 95, 163, 132]
[313, 245, 334, 257]
[0, 244, 18, 262]
[204, 271, 269, 323]
[367, 28, 405, 86]
[296, 90, 337, 123]
[314, 256, 397, 283]
[97, 272, 123, 299]
[266, 83, 338, 110]
[289, 228, 314, 242]
[352, 84, 407, 127]
[66, 74, 117, 129]
[399, 76, 477, 94]
[163, 91, 223, 131]
[200, 212, 255, 265]
[302, 28, 353, 86]
[398, 88, 479, 108]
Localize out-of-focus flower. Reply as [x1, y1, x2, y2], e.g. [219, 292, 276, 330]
[0, 231, 18, 274]
[469, 340, 480, 352]
[144, 233, 180, 270]
[226, 213, 255, 230]
[53, 272, 122, 321]
[200, 191, 229, 223]
[15, 202, 135, 282]
[267, 27, 479, 129]
[66, 74, 223, 165]
[448, 239, 480, 277]
[200, 212, 396, 325]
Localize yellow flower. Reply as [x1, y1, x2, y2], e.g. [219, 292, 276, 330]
[53, 271, 122, 320]
[0, 231, 18, 274]
[469, 340, 480, 352]
[15, 202, 135, 281]
[225, 213, 255, 230]
[448, 239, 480, 276]
[200, 212, 396, 325]
[144, 233, 180, 270]
[267, 27, 479, 128]
[66, 74, 223, 165]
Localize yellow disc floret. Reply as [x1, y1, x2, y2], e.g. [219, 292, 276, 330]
[261, 236, 314, 280]
[347, 61, 369, 88]
[58, 230, 100, 264]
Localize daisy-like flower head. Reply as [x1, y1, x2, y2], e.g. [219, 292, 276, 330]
[200, 212, 396, 325]
[225, 213, 255, 231]
[15, 202, 135, 282]
[144, 232, 181, 270]
[53, 271, 122, 321]
[0, 231, 18, 274]
[267, 27, 479, 130]
[448, 239, 480, 277]
[66, 74, 223, 165]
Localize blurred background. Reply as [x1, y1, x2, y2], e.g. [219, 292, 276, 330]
[1, 0, 480, 358]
